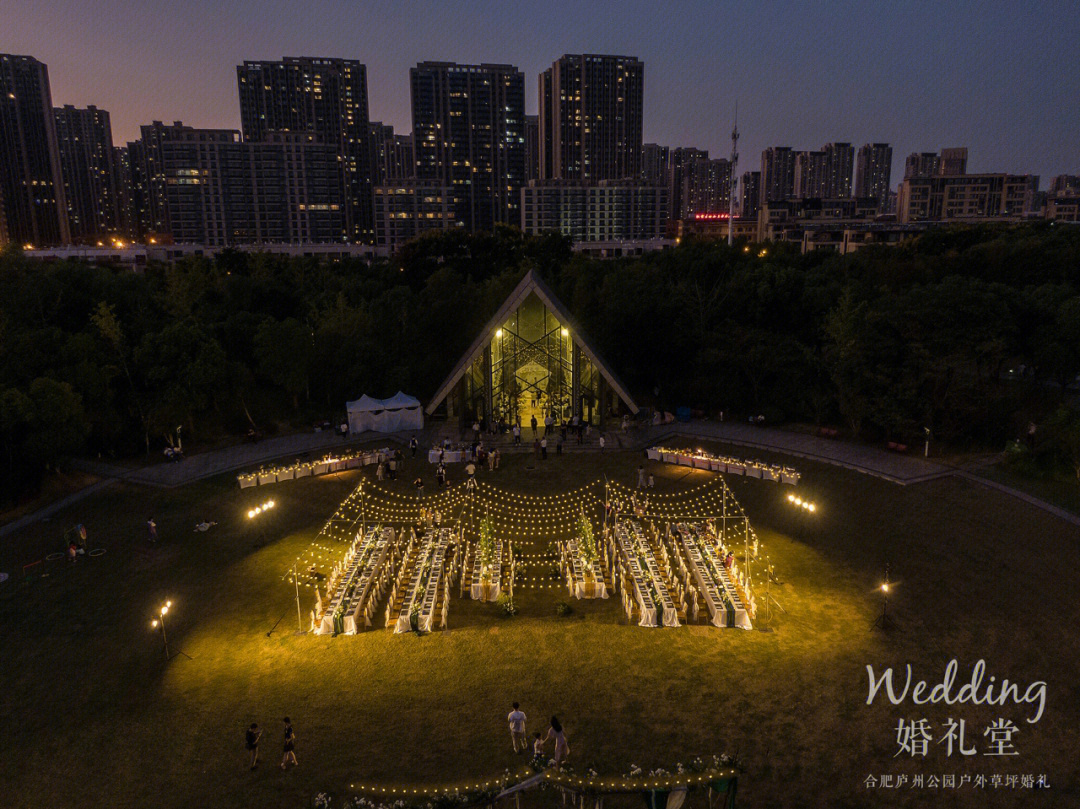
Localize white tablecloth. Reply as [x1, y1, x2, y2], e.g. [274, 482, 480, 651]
[394, 529, 450, 633]
[565, 539, 608, 600]
[616, 522, 677, 627]
[470, 542, 502, 602]
[319, 527, 379, 634]
[680, 523, 751, 630]
[428, 449, 465, 464]
[342, 528, 394, 634]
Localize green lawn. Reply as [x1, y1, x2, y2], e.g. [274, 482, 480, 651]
[974, 462, 1080, 518]
[1, 443, 1077, 809]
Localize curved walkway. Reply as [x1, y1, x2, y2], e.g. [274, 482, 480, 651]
[0, 429, 422, 539]
[636, 421, 1079, 527]
[4, 421, 1076, 537]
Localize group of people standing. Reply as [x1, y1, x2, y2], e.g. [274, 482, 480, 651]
[507, 702, 570, 766]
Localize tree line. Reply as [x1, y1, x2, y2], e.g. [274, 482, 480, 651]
[2, 221, 1079, 503]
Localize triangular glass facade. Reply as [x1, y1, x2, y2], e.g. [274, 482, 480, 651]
[462, 292, 602, 427]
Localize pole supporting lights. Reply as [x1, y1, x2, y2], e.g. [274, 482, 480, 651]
[871, 566, 894, 631]
[247, 500, 276, 519]
[151, 600, 173, 659]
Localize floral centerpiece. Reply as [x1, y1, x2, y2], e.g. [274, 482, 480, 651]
[478, 515, 496, 583]
[578, 512, 598, 576]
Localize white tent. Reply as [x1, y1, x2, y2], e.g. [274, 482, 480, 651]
[346, 391, 424, 434]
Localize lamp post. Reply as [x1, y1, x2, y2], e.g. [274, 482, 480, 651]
[293, 563, 305, 635]
[924, 427, 931, 458]
[871, 566, 894, 631]
[151, 600, 173, 659]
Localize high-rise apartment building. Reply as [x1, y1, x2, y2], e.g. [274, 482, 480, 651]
[539, 54, 643, 182]
[113, 145, 136, 238]
[368, 122, 395, 186]
[640, 143, 670, 186]
[368, 122, 415, 185]
[524, 114, 540, 182]
[130, 122, 344, 246]
[669, 147, 708, 219]
[236, 57, 371, 241]
[897, 174, 1037, 223]
[0, 54, 69, 246]
[410, 61, 525, 233]
[681, 156, 732, 216]
[373, 179, 458, 248]
[53, 105, 121, 242]
[740, 171, 761, 219]
[794, 150, 827, 199]
[855, 143, 893, 209]
[904, 152, 940, 179]
[938, 147, 968, 176]
[822, 142, 854, 198]
[760, 147, 797, 204]
[520, 179, 668, 242]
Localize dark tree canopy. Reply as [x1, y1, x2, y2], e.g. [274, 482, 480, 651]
[1, 221, 1079, 503]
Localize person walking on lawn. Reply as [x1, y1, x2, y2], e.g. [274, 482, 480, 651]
[280, 717, 297, 769]
[508, 702, 527, 753]
[245, 722, 262, 769]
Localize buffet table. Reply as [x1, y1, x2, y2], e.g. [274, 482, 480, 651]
[647, 446, 799, 485]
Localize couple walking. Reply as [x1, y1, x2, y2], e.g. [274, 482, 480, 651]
[507, 702, 569, 766]
[244, 717, 296, 770]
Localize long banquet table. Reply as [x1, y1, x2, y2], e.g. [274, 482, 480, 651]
[615, 521, 678, 627]
[394, 529, 451, 633]
[428, 449, 465, 464]
[341, 527, 394, 634]
[319, 526, 379, 635]
[675, 523, 752, 630]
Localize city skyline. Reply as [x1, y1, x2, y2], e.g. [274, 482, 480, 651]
[6, 1, 1078, 183]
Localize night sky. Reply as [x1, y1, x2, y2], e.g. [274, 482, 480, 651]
[8, 0, 1078, 182]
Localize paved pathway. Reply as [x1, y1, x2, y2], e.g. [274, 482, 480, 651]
[635, 421, 1080, 526]
[0, 429, 421, 539]
[4, 420, 1076, 537]
[107, 428, 422, 488]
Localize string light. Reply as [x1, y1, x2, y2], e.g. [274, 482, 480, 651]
[342, 767, 739, 796]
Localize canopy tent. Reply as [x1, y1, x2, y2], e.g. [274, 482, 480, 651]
[346, 392, 424, 434]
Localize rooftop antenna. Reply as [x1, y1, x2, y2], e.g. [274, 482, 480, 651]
[729, 102, 739, 247]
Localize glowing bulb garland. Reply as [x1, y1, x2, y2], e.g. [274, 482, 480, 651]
[288, 473, 763, 597]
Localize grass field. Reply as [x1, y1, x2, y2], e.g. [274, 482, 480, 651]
[1, 442, 1077, 809]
